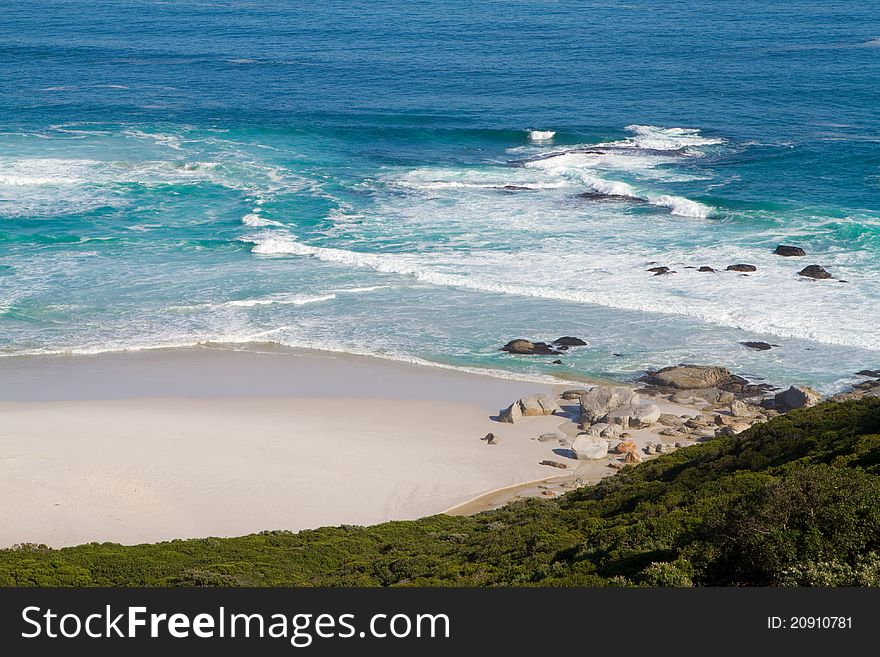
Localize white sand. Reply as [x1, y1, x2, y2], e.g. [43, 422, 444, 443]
[0, 348, 577, 547]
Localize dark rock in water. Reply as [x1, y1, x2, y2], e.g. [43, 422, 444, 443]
[774, 245, 806, 257]
[501, 339, 562, 355]
[578, 191, 642, 203]
[482, 433, 498, 445]
[698, 266, 716, 272]
[539, 459, 569, 469]
[856, 369, 880, 378]
[726, 264, 757, 272]
[554, 336, 587, 347]
[501, 339, 535, 354]
[552, 359, 562, 365]
[647, 266, 670, 274]
[798, 264, 833, 279]
[499, 185, 536, 192]
[613, 353, 623, 357]
[640, 364, 732, 390]
[741, 341, 773, 351]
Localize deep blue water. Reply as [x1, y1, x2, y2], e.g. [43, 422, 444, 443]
[1, 0, 879, 390]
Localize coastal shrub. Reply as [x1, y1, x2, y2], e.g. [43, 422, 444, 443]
[1, 398, 878, 587]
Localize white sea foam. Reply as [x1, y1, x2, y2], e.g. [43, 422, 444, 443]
[240, 232, 880, 351]
[225, 293, 336, 308]
[528, 130, 556, 141]
[241, 213, 284, 227]
[618, 125, 724, 151]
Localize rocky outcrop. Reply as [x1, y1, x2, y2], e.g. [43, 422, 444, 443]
[623, 451, 643, 464]
[798, 265, 832, 280]
[561, 389, 588, 400]
[774, 386, 822, 410]
[726, 264, 757, 272]
[579, 386, 640, 424]
[554, 336, 587, 347]
[641, 364, 732, 390]
[603, 403, 662, 429]
[571, 434, 609, 460]
[613, 440, 638, 455]
[498, 394, 559, 422]
[698, 266, 716, 273]
[585, 422, 623, 440]
[729, 400, 751, 417]
[741, 341, 773, 351]
[500, 339, 561, 355]
[774, 245, 806, 257]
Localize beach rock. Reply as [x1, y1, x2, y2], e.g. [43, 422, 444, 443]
[561, 389, 588, 400]
[585, 422, 610, 437]
[798, 265, 832, 280]
[603, 403, 662, 429]
[698, 266, 716, 273]
[613, 440, 638, 455]
[571, 434, 609, 460]
[658, 428, 683, 437]
[539, 460, 568, 469]
[741, 341, 773, 351]
[624, 451, 643, 464]
[726, 264, 757, 272]
[856, 369, 880, 378]
[482, 433, 498, 445]
[675, 442, 688, 449]
[774, 245, 806, 257]
[645, 443, 657, 455]
[643, 364, 732, 390]
[685, 416, 709, 429]
[498, 394, 558, 422]
[775, 386, 822, 410]
[554, 336, 587, 347]
[658, 413, 685, 427]
[537, 432, 561, 442]
[579, 386, 640, 424]
[607, 462, 623, 469]
[500, 339, 561, 355]
[729, 400, 751, 417]
[716, 423, 751, 436]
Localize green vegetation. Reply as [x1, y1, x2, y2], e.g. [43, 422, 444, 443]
[2, 398, 879, 587]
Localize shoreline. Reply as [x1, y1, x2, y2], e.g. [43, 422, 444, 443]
[2, 345, 871, 549]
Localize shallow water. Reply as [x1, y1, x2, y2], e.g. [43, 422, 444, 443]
[1, 1, 878, 392]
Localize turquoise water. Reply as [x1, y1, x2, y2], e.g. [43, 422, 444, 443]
[1, 1, 879, 391]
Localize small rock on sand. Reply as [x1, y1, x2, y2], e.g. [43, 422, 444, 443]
[539, 460, 568, 469]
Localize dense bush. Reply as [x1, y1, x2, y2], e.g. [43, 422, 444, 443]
[1, 398, 878, 587]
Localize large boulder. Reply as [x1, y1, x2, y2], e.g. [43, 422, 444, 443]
[579, 386, 640, 423]
[774, 386, 822, 410]
[553, 336, 587, 347]
[500, 339, 561, 355]
[571, 434, 609, 460]
[561, 389, 588, 400]
[498, 394, 559, 422]
[603, 403, 662, 429]
[585, 422, 623, 439]
[643, 365, 732, 390]
[726, 264, 757, 272]
[798, 265, 832, 280]
[774, 245, 806, 257]
[613, 440, 638, 455]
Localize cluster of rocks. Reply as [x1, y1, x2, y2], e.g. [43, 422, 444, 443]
[638, 364, 775, 399]
[647, 245, 841, 282]
[498, 394, 559, 423]
[500, 336, 586, 357]
[829, 370, 880, 402]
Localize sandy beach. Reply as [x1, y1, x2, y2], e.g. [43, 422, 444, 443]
[0, 347, 596, 547]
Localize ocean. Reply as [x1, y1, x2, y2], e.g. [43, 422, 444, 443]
[1, 0, 879, 392]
